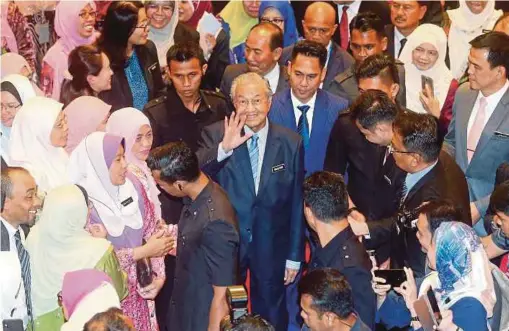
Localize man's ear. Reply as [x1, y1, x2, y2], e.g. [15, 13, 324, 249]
[202, 63, 208, 75]
[86, 74, 95, 88]
[391, 83, 400, 101]
[273, 47, 283, 62]
[381, 36, 388, 52]
[419, 5, 428, 20]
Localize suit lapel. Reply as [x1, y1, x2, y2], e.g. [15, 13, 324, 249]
[404, 164, 438, 205]
[324, 46, 340, 89]
[233, 143, 256, 196]
[385, 25, 395, 58]
[277, 65, 289, 92]
[309, 91, 328, 149]
[277, 89, 297, 130]
[258, 123, 281, 197]
[472, 88, 509, 162]
[460, 90, 479, 169]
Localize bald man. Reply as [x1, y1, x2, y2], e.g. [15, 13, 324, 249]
[220, 22, 289, 100]
[280, 1, 354, 92]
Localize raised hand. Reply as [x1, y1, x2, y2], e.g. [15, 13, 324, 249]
[221, 112, 253, 153]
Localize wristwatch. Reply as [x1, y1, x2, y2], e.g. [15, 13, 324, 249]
[411, 316, 419, 322]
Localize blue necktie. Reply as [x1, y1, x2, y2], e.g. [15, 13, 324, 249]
[15, 230, 32, 320]
[297, 105, 310, 150]
[248, 134, 259, 191]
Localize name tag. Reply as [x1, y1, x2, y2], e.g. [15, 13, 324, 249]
[121, 197, 134, 207]
[272, 164, 286, 173]
[148, 63, 158, 72]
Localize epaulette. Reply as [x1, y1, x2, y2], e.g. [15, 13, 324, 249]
[338, 108, 353, 117]
[201, 89, 228, 101]
[144, 95, 167, 110]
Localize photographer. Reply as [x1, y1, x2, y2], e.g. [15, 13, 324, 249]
[374, 201, 494, 331]
[348, 111, 471, 278]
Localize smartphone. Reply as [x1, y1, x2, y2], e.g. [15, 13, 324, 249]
[421, 75, 434, 98]
[374, 269, 406, 287]
[413, 288, 441, 331]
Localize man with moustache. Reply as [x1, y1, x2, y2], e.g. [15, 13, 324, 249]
[220, 22, 289, 101]
[280, 2, 354, 92]
[0, 167, 42, 330]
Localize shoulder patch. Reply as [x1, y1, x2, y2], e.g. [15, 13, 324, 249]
[201, 89, 228, 100]
[144, 95, 167, 110]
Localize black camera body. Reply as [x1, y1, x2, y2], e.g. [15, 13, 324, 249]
[396, 208, 420, 230]
[220, 285, 249, 331]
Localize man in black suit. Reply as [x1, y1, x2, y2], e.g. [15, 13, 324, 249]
[303, 171, 376, 329]
[197, 72, 305, 331]
[385, 0, 429, 59]
[328, 12, 407, 106]
[220, 22, 289, 101]
[349, 111, 471, 278]
[280, 2, 354, 92]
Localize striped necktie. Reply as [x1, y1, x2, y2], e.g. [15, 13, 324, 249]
[249, 134, 259, 192]
[297, 105, 310, 150]
[15, 230, 32, 320]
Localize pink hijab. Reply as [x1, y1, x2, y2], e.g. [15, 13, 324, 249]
[42, 0, 97, 100]
[64, 96, 111, 154]
[0, 53, 30, 79]
[1, 2, 18, 53]
[106, 108, 162, 220]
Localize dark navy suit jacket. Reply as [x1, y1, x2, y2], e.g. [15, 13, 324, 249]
[197, 121, 306, 271]
[269, 88, 348, 175]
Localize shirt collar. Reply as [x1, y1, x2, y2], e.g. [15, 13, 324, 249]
[337, 0, 362, 15]
[479, 79, 509, 108]
[405, 160, 438, 191]
[264, 63, 280, 82]
[290, 90, 317, 110]
[0, 216, 18, 237]
[244, 118, 269, 142]
[183, 178, 214, 212]
[394, 27, 406, 42]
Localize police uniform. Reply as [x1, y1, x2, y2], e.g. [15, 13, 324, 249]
[168, 180, 239, 331]
[143, 86, 233, 152]
[309, 226, 376, 330]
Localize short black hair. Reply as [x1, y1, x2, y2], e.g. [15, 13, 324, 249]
[349, 12, 386, 39]
[230, 314, 275, 331]
[250, 22, 284, 51]
[303, 172, 349, 223]
[298, 268, 354, 319]
[1, 167, 29, 212]
[356, 53, 399, 85]
[418, 200, 463, 235]
[166, 41, 206, 67]
[84, 307, 135, 331]
[147, 142, 200, 184]
[470, 32, 509, 78]
[417, 1, 430, 8]
[489, 182, 509, 216]
[393, 111, 441, 163]
[495, 162, 509, 186]
[351, 89, 398, 130]
[291, 40, 327, 69]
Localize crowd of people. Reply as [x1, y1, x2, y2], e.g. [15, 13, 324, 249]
[1, 1, 509, 331]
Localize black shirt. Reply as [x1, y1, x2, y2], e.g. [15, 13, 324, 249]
[169, 180, 239, 331]
[309, 226, 376, 330]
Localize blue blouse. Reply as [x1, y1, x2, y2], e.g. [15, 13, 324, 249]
[124, 50, 149, 110]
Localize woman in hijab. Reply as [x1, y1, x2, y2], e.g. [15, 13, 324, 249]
[60, 270, 123, 331]
[25, 185, 128, 331]
[8, 96, 69, 193]
[64, 96, 111, 154]
[60, 45, 113, 108]
[259, 1, 298, 48]
[0, 53, 43, 96]
[446, 0, 502, 79]
[395, 222, 495, 331]
[399, 24, 458, 137]
[40, 1, 98, 100]
[219, 0, 260, 50]
[98, 1, 165, 111]
[69, 132, 170, 331]
[1, 74, 37, 165]
[177, 0, 231, 90]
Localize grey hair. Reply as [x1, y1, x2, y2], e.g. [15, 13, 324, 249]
[1, 167, 30, 212]
[230, 72, 273, 100]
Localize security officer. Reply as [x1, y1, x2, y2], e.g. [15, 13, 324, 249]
[143, 41, 232, 153]
[147, 142, 239, 331]
[303, 171, 376, 330]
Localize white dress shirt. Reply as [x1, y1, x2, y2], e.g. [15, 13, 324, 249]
[467, 80, 509, 137]
[394, 28, 409, 59]
[336, 0, 362, 38]
[291, 90, 317, 135]
[0, 217, 28, 329]
[264, 64, 281, 95]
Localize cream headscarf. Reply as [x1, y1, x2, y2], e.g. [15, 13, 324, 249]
[148, 1, 180, 68]
[399, 24, 454, 115]
[25, 184, 111, 318]
[447, 0, 502, 79]
[8, 96, 69, 193]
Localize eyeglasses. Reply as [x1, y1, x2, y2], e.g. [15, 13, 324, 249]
[78, 11, 97, 19]
[235, 98, 265, 108]
[1, 103, 21, 112]
[305, 26, 331, 36]
[388, 144, 413, 155]
[260, 17, 284, 25]
[146, 4, 174, 14]
[136, 21, 150, 31]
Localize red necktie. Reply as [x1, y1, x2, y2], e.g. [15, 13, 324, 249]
[339, 6, 349, 49]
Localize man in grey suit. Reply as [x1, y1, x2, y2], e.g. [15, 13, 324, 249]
[328, 12, 406, 106]
[280, 2, 354, 92]
[220, 22, 289, 101]
[443, 32, 509, 234]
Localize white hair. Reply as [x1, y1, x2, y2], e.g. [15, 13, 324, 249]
[230, 72, 273, 100]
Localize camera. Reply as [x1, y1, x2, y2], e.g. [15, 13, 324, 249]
[396, 208, 420, 229]
[220, 285, 249, 331]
